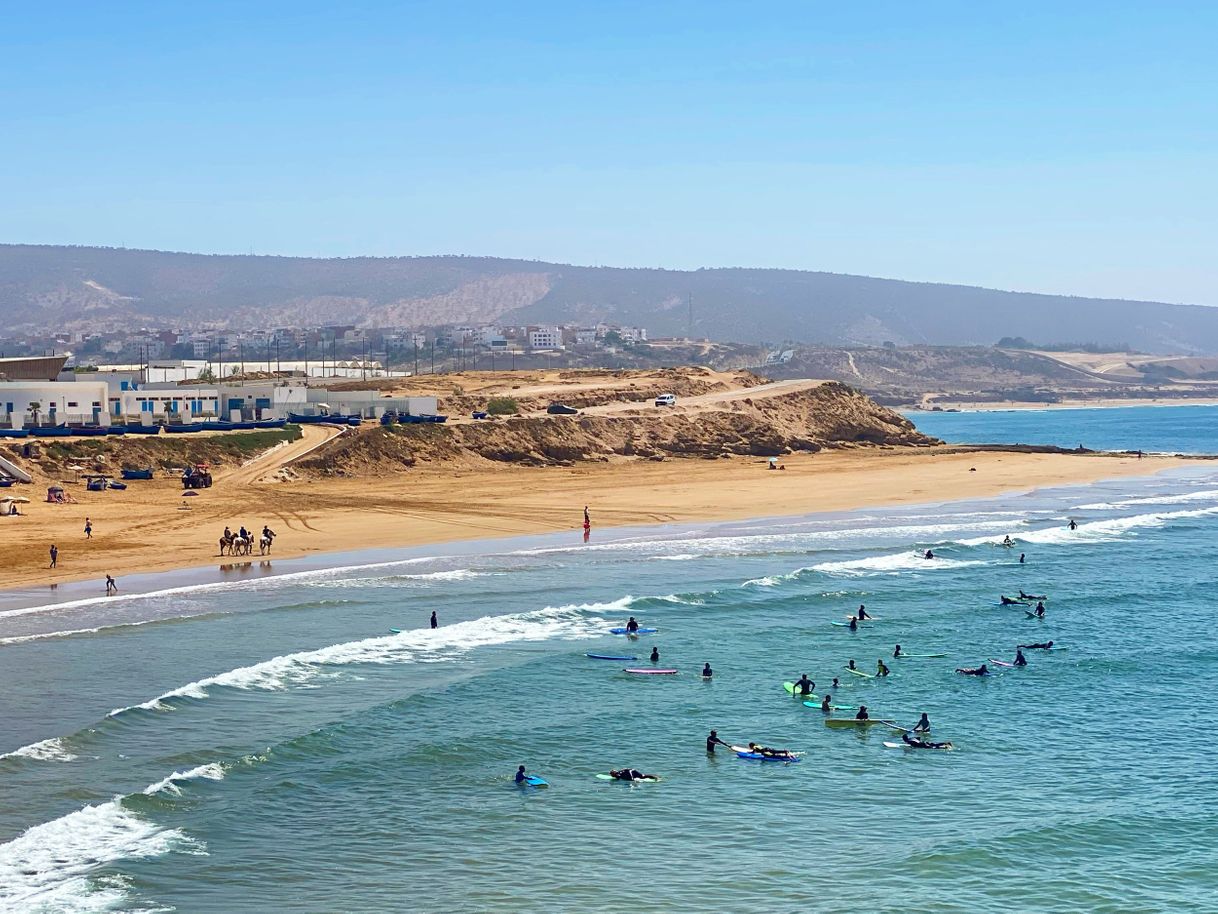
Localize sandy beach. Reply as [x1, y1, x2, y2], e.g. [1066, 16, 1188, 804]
[2, 446, 1185, 592]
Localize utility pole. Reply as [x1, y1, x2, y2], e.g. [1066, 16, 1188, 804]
[414, 340, 419, 377]
[687, 292, 693, 340]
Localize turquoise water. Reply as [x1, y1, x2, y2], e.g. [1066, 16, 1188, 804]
[908, 402, 1218, 454]
[4, 425, 1218, 910]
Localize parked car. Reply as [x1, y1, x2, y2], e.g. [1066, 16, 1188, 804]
[546, 403, 579, 415]
[655, 393, 677, 407]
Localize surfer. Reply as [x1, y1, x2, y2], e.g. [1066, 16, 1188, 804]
[876, 659, 890, 677]
[749, 743, 796, 760]
[1018, 640, 1054, 650]
[625, 616, 640, 634]
[831, 677, 841, 690]
[857, 605, 871, 620]
[893, 644, 903, 658]
[1068, 519, 1078, 530]
[706, 730, 729, 753]
[820, 694, 833, 712]
[515, 765, 528, 784]
[902, 731, 953, 750]
[924, 550, 934, 560]
[702, 662, 713, 678]
[1019, 590, 1046, 600]
[1019, 553, 1025, 564]
[1002, 535, 1014, 548]
[855, 705, 870, 721]
[847, 659, 857, 672]
[1000, 595, 1028, 606]
[1033, 601, 1046, 618]
[793, 674, 814, 696]
[913, 713, 931, 732]
[609, 768, 657, 782]
[848, 617, 858, 632]
[956, 664, 989, 676]
[1014, 648, 1028, 667]
[649, 646, 660, 663]
[430, 611, 438, 629]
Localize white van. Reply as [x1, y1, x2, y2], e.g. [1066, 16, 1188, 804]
[654, 393, 677, 407]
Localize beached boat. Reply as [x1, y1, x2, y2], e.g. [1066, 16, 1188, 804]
[164, 424, 206, 434]
[0, 429, 29, 438]
[106, 427, 127, 436]
[256, 418, 288, 429]
[30, 427, 73, 438]
[124, 424, 162, 435]
[121, 468, 155, 481]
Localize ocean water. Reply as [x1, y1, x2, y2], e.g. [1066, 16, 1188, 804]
[908, 402, 1218, 454]
[4, 422, 1218, 911]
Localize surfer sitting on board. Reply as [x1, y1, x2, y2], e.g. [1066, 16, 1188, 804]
[1000, 596, 1029, 606]
[820, 695, 833, 711]
[847, 659, 858, 671]
[856, 605, 871, 620]
[1033, 602, 1046, 618]
[876, 660, 890, 677]
[702, 662, 713, 678]
[625, 617, 640, 634]
[914, 713, 931, 732]
[855, 705, 871, 721]
[1014, 648, 1028, 667]
[1002, 535, 1014, 548]
[706, 730, 729, 753]
[902, 731, 953, 750]
[893, 644, 903, 658]
[1018, 641, 1054, 650]
[924, 550, 934, 559]
[793, 674, 814, 696]
[848, 617, 858, 631]
[610, 768, 658, 781]
[956, 664, 989, 676]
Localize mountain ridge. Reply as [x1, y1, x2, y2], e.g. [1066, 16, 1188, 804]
[2, 244, 1214, 354]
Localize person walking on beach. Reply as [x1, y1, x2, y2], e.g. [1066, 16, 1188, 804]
[84, 517, 92, 539]
[430, 610, 438, 629]
[49, 544, 58, 568]
[105, 574, 117, 595]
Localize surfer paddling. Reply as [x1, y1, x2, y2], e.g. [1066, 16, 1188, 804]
[902, 732, 953, 750]
[1018, 640, 1054, 650]
[956, 664, 989, 676]
[1000, 595, 1029, 606]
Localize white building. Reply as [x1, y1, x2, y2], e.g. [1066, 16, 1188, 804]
[1, 380, 111, 428]
[528, 327, 563, 350]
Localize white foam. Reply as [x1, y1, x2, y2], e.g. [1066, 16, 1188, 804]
[1075, 489, 1218, 511]
[108, 605, 608, 717]
[0, 786, 202, 911]
[143, 763, 226, 797]
[959, 506, 1218, 547]
[813, 553, 987, 576]
[0, 736, 77, 763]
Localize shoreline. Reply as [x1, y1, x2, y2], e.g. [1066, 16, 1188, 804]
[911, 398, 1218, 413]
[0, 447, 1190, 606]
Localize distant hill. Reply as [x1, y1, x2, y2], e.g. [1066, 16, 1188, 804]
[2, 244, 1216, 354]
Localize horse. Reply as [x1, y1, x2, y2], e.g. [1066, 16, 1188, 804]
[228, 535, 252, 556]
[259, 535, 273, 555]
[218, 533, 234, 556]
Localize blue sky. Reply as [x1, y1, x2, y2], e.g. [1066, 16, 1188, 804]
[2, 1, 1215, 303]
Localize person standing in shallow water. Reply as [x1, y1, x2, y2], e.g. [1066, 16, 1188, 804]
[430, 611, 438, 629]
[105, 574, 117, 595]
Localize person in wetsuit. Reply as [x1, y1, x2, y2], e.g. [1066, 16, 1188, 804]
[1068, 519, 1078, 530]
[702, 662, 713, 678]
[847, 659, 857, 671]
[848, 617, 858, 632]
[914, 713, 931, 732]
[706, 730, 729, 753]
[1000, 596, 1029, 606]
[902, 731, 953, 750]
[793, 674, 814, 697]
[430, 611, 438, 629]
[857, 605, 871, 620]
[1018, 641, 1054, 650]
[831, 677, 841, 690]
[855, 705, 870, 721]
[515, 765, 528, 784]
[893, 644, 903, 658]
[1014, 648, 1028, 667]
[609, 768, 655, 781]
[956, 664, 989, 676]
[924, 550, 935, 560]
[649, 646, 660, 663]
[1033, 602, 1046, 618]
[876, 659, 890, 677]
[820, 694, 833, 712]
[625, 616, 640, 634]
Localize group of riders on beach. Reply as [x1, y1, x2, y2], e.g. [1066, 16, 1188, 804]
[219, 524, 277, 556]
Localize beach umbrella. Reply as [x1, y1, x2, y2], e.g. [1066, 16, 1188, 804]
[8, 496, 30, 503]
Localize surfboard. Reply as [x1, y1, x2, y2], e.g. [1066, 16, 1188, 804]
[825, 717, 895, 728]
[586, 653, 636, 660]
[623, 668, 678, 675]
[830, 621, 855, 627]
[1025, 611, 1044, 619]
[804, 701, 855, 711]
[988, 658, 1015, 668]
[389, 628, 402, 634]
[783, 681, 816, 697]
[610, 627, 658, 634]
[521, 775, 548, 787]
[844, 667, 873, 678]
[596, 773, 661, 782]
[736, 751, 801, 762]
[884, 740, 953, 751]
[844, 615, 880, 621]
[895, 653, 947, 659]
